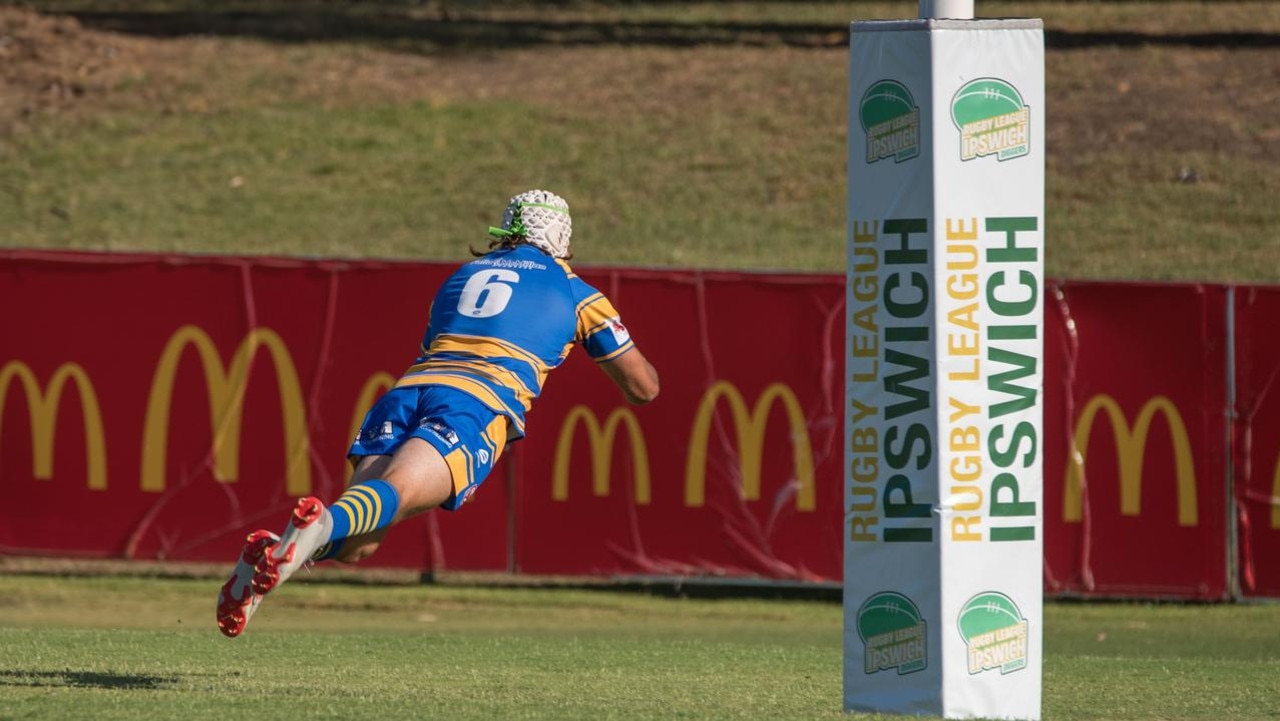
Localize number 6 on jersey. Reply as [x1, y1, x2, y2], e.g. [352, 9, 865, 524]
[457, 269, 519, 318]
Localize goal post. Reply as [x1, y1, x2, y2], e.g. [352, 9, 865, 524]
[844, 12, 1045, 720]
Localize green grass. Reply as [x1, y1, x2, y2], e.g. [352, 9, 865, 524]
[3, 102, 599, 259]
[1047, 150, 1280, 281]
[3, 1, 1279, 280]
[0, 53, 846, 270]
[1, 575, 1279, 720]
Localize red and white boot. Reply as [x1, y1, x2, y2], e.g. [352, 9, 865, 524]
[216, 529, 279, 638]
[251, 497, 332, 597]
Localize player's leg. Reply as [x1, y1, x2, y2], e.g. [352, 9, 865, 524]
[247, 453, 447, 597]
[218, 458, 416, 638]
[247, 383, 457, 593]
[215, 388, 417, 637]
[253, 386, 489, 588]
[324, 388, 510, 564]
[303, 454, 394, 565]
[216, 386, 506, 637]
[320, 438, 455, 563]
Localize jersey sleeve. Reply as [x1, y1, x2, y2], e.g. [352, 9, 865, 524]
[573, 282, 636, 363]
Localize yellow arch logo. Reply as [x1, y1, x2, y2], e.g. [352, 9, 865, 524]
[552, 405, 650, 504]
[141, 325, 310, 495]
[1064, 394, 1197, 526]
[684, 380, 815, 511]
[0, 361, 107, 490]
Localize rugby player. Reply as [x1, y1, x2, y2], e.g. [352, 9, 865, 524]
[216, 189, 659, 637]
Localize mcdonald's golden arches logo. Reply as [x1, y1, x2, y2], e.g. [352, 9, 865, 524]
[685, 380, 815, 511]
[553, 405, 650, 504]
[0, 361, 107, 490]
[141, 325, 311, 495]
[1064, 394, 1197, 526]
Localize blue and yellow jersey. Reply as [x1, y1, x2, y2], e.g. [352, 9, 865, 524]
[394, 245, 634, 439]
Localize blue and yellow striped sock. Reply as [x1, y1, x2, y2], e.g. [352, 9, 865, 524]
[312, 479, 400, 561]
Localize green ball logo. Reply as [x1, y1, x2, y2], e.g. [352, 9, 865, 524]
[860, 80, 921, 164]
[860, 80, 917, 132]
[957, 591, 1029, 675]
[957, 592, 1022, 640]
[857, 591, 923, 642]
[950, 78, 1025, 129]
[950, 77, 1030, 161]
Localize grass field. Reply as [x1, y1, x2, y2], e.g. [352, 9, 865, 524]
[1, 574, 1279, 720]
[2, 2, 1279, 280]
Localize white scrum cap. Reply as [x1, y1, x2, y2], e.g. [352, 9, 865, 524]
[487, 189, 573, 259]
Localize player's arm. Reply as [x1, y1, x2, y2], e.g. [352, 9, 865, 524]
[574, 284, 658, 404]
[599, 347, 659, 405]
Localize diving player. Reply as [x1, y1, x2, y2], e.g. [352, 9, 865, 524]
[216, 189, 659, 637]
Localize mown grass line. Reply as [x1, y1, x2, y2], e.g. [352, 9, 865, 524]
[1, 576, 1278, 720]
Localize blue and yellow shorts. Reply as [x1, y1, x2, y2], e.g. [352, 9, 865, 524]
[348, 385, 509, 511]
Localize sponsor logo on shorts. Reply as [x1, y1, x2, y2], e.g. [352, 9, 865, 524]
[477, 449, 491, 465]
[360, 421, 395, 442]
[421, 419, 460, 447]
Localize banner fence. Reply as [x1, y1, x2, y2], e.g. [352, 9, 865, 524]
[1, 250, 1276, 599]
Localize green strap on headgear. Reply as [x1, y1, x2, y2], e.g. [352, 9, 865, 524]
[488, 210, 526, 239]
[487, 225, 518, 238]
[487, 201, 569, 239]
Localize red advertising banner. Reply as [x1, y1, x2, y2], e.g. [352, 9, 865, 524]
[0, 251, 845, 580]
[1043, 281, 1229, 600]
[0, 251, 507, 571]
[1233, 286, 1280, 598]
[1, 251, 1268, 599]
[515, 270, 845, 580]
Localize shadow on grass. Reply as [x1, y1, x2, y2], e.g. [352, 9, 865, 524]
[0, 669, 178, 690]
[53, 9, 1280, 51]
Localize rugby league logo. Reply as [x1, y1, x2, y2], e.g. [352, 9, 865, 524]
[951, 78, 1030, 162]
[856, 591, 927, 675]
[859, 80, 921, 164]
[957, 591, 1029, 675]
